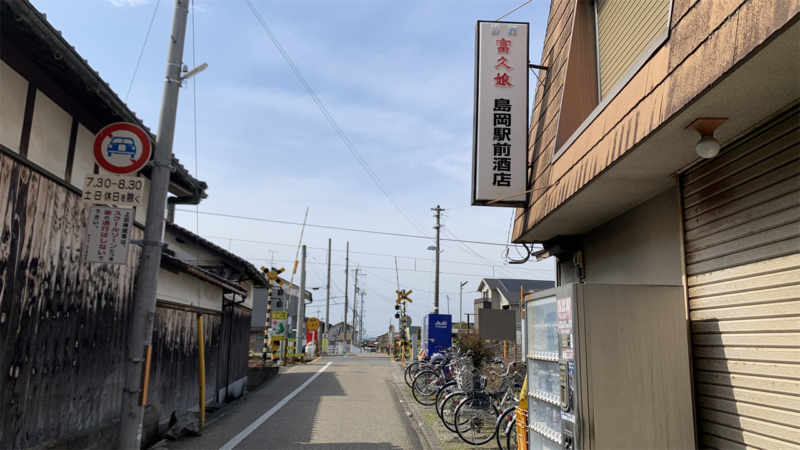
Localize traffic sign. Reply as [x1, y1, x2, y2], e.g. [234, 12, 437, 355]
[93, 122, 152, 175]
[307, 317, 320, 332]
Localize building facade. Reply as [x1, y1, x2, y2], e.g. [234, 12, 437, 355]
[512, 0, 799, 447]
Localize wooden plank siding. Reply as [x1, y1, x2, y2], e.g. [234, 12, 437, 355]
[0, 153, 142, 449]
[514, 0, 800, 241]
[681, 106, 800, 449]
[216, 304, 251, 403]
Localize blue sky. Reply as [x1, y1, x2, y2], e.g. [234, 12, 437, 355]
[34, 0, 554, 336]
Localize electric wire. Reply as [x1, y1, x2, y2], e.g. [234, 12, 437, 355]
[242, 0, 435, 241]
[125, 0, 160, 103]
[175, 208, 513, 246]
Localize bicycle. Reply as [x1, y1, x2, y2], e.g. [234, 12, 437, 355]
[454, 361, 522, 446]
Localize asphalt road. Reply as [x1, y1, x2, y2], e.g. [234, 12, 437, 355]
[170, 353, 422, 450]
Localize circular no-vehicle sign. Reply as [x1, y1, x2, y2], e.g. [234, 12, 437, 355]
[93, 122, 152, 174]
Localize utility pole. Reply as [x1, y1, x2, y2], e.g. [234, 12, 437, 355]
[343, 242, 349, 350]
[119, 1, 188, 447]
[460, 281, 468, 334]
[431, 205, 444, 314]
[268, 250, 278, 268]
[296, 245, 307, 363]
[324, 239, 331, 352]
[351, 267, 359, 350]
[360, 290, 365, 348]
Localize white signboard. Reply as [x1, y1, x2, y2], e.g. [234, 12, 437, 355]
[472, 21, 529, 207]
[82, 174, 144, 207]
[82, 206, 132, 264]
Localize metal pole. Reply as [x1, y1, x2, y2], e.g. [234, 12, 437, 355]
[460, 281, 467, 334]
[343, 242, 349, 350]
[119, 1, 188, 447]
[297, 245, 307, 363]
[351, 267, 359, 350]
[360, 290, 365, 348]
[431, 205, 443, 314]
[325, 239, 331, 353]
[197, 313, 205, 428]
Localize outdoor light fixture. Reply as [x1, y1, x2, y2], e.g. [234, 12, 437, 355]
[686, 117, 727, 159]
[181, 62, 209, 81]
[427, 246, 437, 251]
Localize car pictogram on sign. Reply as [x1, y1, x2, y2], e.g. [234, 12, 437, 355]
[107, 137, 137, 157]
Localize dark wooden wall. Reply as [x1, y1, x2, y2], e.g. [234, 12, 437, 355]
[0, 153, 142, 449]
[147, 305, 222, 422]
[217, 303, 251, 402]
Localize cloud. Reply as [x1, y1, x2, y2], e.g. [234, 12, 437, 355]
[107, 0, 150, 6]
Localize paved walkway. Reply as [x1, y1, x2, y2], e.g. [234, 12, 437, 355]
[170, 354, 421, 450]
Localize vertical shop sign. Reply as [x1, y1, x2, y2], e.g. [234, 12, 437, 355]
[472, 21, 529, 207]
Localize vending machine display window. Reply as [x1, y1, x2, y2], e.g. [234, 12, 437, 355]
[528, 397, 561, 444]
[529, 359, 560, 404]
[530, 296, 558, 360]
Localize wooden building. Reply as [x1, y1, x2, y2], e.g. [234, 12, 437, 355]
[0, 1, 265, 447]
[510, 0, 799, 448]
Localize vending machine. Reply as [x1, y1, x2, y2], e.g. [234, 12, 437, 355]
[422, 314, 452, 354]
[525, 283, 696, 450]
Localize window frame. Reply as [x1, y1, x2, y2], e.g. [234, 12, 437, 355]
[550, 0, 673, 164]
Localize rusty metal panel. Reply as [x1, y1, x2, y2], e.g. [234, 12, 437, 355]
[682, 106, 800, 449]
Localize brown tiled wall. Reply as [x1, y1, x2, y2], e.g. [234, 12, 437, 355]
[514, 0, 799, 241]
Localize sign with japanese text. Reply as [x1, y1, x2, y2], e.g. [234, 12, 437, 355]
[472, 21, 529, 207]
[271, 311, 288, 340]
[82, 174, 144, 207]
[306, 317, 320, 332]
[557, 297, 572, 334]
[82, 206, 132, 264]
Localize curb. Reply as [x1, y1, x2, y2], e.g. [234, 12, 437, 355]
[391, 372, 445, 450]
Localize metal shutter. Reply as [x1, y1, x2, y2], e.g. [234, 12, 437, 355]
[596, 0, 670, 99]
[680, 106, 800, 449]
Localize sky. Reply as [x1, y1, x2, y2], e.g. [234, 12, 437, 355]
[33, 0, 555, 338]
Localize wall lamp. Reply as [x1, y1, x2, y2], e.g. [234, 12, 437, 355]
[686, 117, 728, 158]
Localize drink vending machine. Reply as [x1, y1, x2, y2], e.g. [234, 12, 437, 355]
[525, 283, 696, 450]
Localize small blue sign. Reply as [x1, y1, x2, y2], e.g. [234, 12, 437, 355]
[423, 314, 452, 354]
[568, 360, 574, 376]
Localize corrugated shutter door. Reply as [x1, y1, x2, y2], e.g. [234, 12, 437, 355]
[681, 106, 800, 449]
[596, 0, 670, 99]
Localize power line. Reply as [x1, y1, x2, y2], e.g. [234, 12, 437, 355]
[242, 0, 435, 242]
[175, 209, 516, 246]
[125, 0, 160, 102]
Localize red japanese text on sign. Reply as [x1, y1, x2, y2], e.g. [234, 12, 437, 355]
[557, 297, 572, 334]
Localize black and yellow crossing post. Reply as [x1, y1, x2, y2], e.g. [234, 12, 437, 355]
[261, 266, 285, 362]
[395, 289, 413, 362]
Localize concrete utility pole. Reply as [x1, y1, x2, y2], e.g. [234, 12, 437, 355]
[119, 1, 188, 447]
[460, 281, 468, 333]
[296, 245, 307, 362]
[431, 205, 444, 314]
[360, 290, 365, 347]
[351, 267, 359, 349]
[325, 239, 331, 345]
[343, 242, 349, 348]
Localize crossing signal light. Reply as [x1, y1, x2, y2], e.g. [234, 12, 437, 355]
[395, 289, 413, 303]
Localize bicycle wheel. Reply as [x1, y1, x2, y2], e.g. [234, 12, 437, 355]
[440, 391, 467, 432]
[495, 407, 516, 450]
[506, 420, 518, 450]
[412, 370, 443, 406]
[404, 362, 420, 388]
[454, 397, 500, 445]
[435, 381, 457, 418]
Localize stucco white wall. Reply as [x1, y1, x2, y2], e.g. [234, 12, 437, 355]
[163, 231, 220, 265]
[70, 124, 96, 188]
[28, 90, 71, 178]
[0, 61, 27, 152]
[157, 268, 223, 311]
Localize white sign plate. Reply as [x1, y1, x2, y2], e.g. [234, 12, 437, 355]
[82, 206, 133, 264]
[82, 174, 144, 207]
[472, 21, 529, 207]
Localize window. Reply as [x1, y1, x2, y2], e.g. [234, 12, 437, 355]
[596, 0, 671, 99]
[552, 0, 671, 160]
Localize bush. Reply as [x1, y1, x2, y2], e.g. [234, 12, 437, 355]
[457, 333, 493, 369]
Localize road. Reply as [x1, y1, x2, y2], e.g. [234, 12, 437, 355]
[170, 353, 423, 450]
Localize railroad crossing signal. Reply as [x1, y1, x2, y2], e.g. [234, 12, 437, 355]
[261, 266, 285, 285]
[395, 289, 413, 303]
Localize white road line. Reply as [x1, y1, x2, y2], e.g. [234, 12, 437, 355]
[219, 361, 332, 450]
